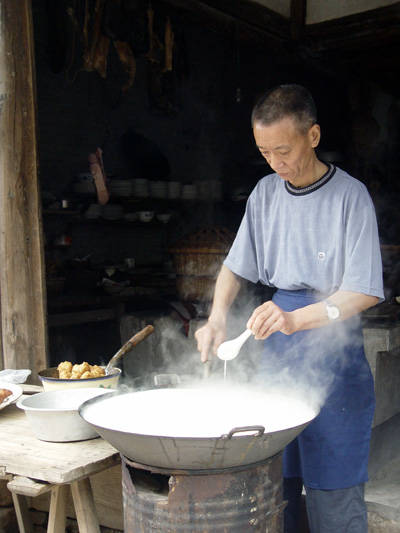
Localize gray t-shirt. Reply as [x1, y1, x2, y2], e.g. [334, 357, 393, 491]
[224, 164, 384, 299]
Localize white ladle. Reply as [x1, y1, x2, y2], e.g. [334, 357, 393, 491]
[217, 329, 253, 361]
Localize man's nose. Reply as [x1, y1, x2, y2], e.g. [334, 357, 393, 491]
[269, 154, 284, 169]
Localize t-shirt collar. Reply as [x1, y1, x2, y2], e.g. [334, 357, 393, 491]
[285, 163, 336, 196]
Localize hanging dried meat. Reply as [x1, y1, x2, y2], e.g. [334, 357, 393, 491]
[102, 0, 150, 56]
[164, 17, 174, 72]
[146, 10, 175, 117]
[93, 31, 110, 78]
[114, 41, 136, 92]
[83, 0, 109, 77]
[67, 0, 149, 91]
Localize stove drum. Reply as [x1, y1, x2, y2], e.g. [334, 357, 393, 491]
[121, 453, 286, 532]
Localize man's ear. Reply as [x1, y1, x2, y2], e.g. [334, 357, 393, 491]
[309, 124, 321, 148]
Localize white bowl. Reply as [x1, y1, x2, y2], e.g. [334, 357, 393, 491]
[0, 382, 23, 411]
[124, 258, 135, 268]
[84, 204, 104, 219]
[103, 284, 124, 295]
[17, 388, 113, 442]
[73, 182, 96, 194]
[123, 213, 138, 222]
[137, 211, 154, 222]
[76, 173, 94, 183]
[38, 367, 121, 391]
[156, 213, 172, 224]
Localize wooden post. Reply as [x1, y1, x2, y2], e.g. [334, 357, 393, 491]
[0, 0, 48, 380]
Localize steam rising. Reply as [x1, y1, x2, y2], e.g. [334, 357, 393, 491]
[119, 289, 370, 420]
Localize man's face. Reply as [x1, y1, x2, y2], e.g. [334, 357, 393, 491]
[253, 117, 320, 188]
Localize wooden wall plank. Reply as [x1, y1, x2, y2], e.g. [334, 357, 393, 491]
[0, 0, 48, 380]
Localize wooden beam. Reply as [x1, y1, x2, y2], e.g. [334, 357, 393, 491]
[305, 3, 400, 51]
[290, 0, 306, 41]
[48, 308, 117, 327]
[153, 0, 400, 88]
[196, 0, 290, 38]
[0, 0, 48, 381]
[152, 0, 292, 49]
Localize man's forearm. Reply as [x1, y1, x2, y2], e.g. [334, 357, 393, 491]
[291, 291, 380, 332]
[208, 265, 243, 325]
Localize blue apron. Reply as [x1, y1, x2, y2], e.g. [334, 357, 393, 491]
[259, 289, 375, 490]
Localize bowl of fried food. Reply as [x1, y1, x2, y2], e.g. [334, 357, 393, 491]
[38, 361, 121, 391]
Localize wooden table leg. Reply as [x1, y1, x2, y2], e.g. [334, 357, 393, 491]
[70, 478, 101, 533]
[11, 492, 34, 533]
[47, 485, 69, 533]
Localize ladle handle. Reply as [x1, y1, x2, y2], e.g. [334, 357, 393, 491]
[127, 325, 155, 348]
[105, 325, 154, 375]
[239, 329, 252, 343]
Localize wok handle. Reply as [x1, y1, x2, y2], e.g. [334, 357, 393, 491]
[222, 425, 265, 440]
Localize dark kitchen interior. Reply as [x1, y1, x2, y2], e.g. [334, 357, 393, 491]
[33, 0, 400, 368]
[11, 0, 398, 529]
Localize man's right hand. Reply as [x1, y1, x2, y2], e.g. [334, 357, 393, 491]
[194, 321, 226, 363]
[194, 265, 243, 362]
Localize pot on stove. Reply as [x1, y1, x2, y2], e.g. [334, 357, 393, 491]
[79, 385, 320, 471]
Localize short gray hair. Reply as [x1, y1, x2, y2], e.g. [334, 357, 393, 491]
[251, 84, 317, 134]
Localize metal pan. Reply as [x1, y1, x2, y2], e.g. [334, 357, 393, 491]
[79, 387, 319, 471]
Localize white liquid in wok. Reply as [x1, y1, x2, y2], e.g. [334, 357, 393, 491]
[83, 388, 318, 439]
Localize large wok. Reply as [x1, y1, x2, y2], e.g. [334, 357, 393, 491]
[79, 386, 320, 471]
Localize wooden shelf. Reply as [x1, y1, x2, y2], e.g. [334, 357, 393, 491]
[42, 209, 81, 216]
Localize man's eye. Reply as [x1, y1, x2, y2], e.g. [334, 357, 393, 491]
[280, 152, 289, 156]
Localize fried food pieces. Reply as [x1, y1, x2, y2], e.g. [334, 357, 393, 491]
[0, 388, 12, 406]
[57, 361, 105, 380]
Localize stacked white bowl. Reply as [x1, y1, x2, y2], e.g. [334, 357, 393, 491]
[109, 180, 134, 198]
[149, 181, 168, 199]
[167, 181, 182, 200]
[73, 173, 96, 195]
[194, 181, 209, 200]
[84, 204, 104, 219]
[181, 184, 198, 200]
[209, 180, 223, 201]
[132, 179, 150, 198]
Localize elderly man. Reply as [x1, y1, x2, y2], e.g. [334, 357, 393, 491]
[195, 84, 384, 532]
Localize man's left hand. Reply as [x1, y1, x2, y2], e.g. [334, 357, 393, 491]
[246, 301, 296, 339]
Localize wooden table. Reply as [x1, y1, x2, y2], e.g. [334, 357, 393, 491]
[0, 397, 120, 533]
